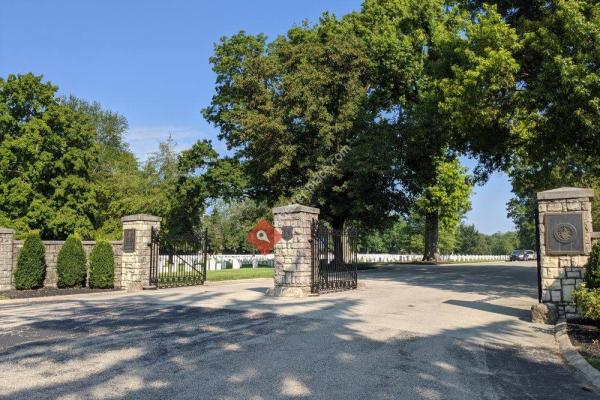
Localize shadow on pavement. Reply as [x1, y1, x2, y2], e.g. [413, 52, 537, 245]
[0, 278, 596, 400]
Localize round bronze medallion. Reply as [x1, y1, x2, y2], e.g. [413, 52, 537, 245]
[553, 223, 577, 244]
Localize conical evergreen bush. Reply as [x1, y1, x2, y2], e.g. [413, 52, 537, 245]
[585, 242, 600, 289]
[14, 233, 46, 290]
[56, 235, 87, 288]
[89, 241, 114, 289]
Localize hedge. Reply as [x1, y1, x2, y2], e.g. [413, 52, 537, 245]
[14, 233, 46, 290]
[574, 287, 600, 321]
[56, 235, 87, 288]
[88, 241, 115, 289]
[585, 242, 600, 289]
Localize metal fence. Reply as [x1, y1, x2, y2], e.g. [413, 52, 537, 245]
[149, 228, 208, 288]
[311, 221, 358, 294]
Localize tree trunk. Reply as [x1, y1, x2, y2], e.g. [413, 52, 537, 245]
[423, 212, 442, 263]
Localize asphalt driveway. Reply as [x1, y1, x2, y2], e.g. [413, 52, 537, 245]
[0, 261, 597, 399]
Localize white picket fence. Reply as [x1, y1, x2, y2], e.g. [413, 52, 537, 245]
[188, 253, 509, 272]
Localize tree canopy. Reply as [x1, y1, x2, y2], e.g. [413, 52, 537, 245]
[3, 0, 599, 257]
[0, 74, 98, 238]
[203, 17, 407, 229]
[0, 74, 244, 240]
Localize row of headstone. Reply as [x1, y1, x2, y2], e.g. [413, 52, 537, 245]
[197, 253, 510, 270]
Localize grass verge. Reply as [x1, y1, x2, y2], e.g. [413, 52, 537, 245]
[587, 358, 600, 371]
[206, 267, 274, 282]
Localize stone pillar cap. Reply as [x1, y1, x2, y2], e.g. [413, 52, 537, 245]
[537, 187, 594, 201]
[272, 204, 320, 215]
[121, 214, 162, 223]
[0, 227, 15, 234]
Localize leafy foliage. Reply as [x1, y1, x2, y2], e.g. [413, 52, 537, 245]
[203, 18, 405, 229]
[56, 235, 87, 288]
[201, 199, 270, 254]
[0, 74, 98, 239]
[463, 1, 600, 244]
[574, 287, 600, 322]
[169, 140, 246, 236]
[14, 233, 46, 290]
[355, 0, 519, 260]
[358, 218, 517, 255]
[88, 241, 115, 289]
[586, 242, 600, 290]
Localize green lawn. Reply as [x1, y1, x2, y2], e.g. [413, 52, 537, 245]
[206, 267, 274, 282]
[587, 358, 600, 371]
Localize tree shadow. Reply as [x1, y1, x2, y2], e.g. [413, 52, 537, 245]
[362, 262, 538, 299]
[0, 281, 596, 400]
[443, 299, 531, 320]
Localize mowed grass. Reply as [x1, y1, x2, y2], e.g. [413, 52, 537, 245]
[206, 267, 274, 282]
[587, 358, 600, 371]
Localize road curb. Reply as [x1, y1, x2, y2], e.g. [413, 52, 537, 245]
[555, 321, 600, 394]
[0, 289, 131, 305]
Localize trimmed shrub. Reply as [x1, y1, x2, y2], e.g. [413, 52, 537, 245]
[573, 286, 600, 321]
[14, 233, 46, 290]
[585, 242, 600, 289]
[89, 241, 115, 289]
[56, 235, 87, 288]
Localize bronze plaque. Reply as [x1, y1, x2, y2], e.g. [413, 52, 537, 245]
[282, 226, 293, 241]
[545, 213, 584, 255]
[123, 229, 136, 253]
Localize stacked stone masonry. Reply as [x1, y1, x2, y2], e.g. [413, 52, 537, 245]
[0, 228, 14, 291]
[271, 204, 319, 296]
[120, 214, 161, 291]
[0, 214, 156, 291]
[537, 187, 595, 319]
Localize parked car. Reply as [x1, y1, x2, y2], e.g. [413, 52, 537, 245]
[510, 249, 537, 261]
[524, 250, 537, 260]
[510, 250, 525, 261]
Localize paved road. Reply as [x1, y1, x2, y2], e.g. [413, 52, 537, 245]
[0, 262, 597, 399]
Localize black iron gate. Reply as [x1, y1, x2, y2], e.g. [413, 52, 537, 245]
[149, 228, 208, 288]
[311, 221, 358, 294]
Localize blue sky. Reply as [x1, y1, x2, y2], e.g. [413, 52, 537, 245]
[0, 0, 514, 234]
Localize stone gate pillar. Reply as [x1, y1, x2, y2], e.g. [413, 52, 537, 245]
[268, 204, 319, 297]
[537, 187, 594, 319]
[120, 214, 161, 291]
[0, 228, 15, 290]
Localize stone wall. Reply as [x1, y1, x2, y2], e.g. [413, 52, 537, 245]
[537, 187, 595, 319]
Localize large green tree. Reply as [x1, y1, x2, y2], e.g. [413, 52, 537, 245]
[168, 139, 246, 236]
[0, 74, 99, 238]
[203, 17, 407, 230]
[201, 199, 270, 254]
[414, 159, 472, 260]
[353, 0, 518, 260]
[458, 1, 600, 245]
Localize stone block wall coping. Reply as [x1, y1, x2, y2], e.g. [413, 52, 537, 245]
[0, 228, 15, 234]
[537, 187, 594, 201]
[272, 204, 320, 215]
[12, 240, 124, 245]
[592, 232, 600, 240]
[121, 214, 162, 223]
